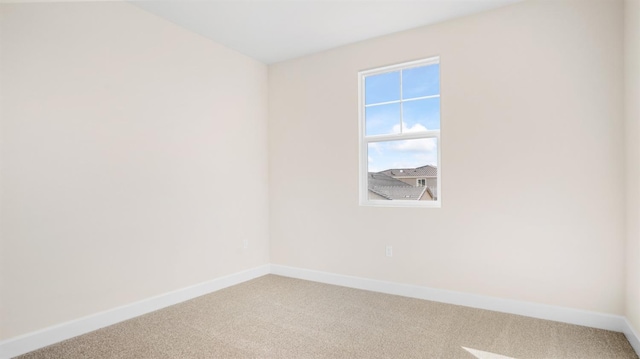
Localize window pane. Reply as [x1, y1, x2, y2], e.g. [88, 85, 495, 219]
[402, 98, 440, 131]
[365, 71, 400, 105]
[402, 64, 439, 99]
[365, 103, 401, 136]
[367, 138, 438, 201]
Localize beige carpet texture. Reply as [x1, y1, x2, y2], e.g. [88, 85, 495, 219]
[16, 275, 639, 359]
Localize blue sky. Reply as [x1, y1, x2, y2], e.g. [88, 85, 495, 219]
[365, 64, 440, 173]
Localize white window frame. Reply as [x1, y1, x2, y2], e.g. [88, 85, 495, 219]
[358, 56, 441, 208]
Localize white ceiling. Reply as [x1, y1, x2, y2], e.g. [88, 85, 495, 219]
[130, 0, 521, 64]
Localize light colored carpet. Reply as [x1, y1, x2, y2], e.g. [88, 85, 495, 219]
[16, 275, 639, 359]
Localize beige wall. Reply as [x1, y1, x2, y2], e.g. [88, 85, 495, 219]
[625, 0, 640, 336]
[0, 0, 634, 345]
[0, 2, 269, 340]
[269, 0, 626, 314]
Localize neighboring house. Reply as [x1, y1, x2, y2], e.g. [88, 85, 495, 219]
[368, 165, 438, 201]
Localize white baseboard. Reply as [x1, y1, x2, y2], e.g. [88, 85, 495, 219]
[0, 265, 270, 359]
[271, 264, 640, 355]
[2, 263, 639, 358]
[623, 318, 640, 355]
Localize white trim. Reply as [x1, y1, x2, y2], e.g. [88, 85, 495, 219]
[358, 56, 441, 208]
[3, 264, 638, 358]
[365, 131, 440, 143]
[623, 318, 640, 355]
[364, 94, 440, 108]
[358, 70, 367, 205]
[360, 56, 440, 76]
[0, 265, 271, 359]
[270, 264, 639, 356]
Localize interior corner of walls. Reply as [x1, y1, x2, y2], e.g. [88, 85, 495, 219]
[269, 265, 630, 334]
[268, 0, 628, 319]
[623, 318, 640, 356]
[624, 0, 640, 346]
[0, 265, 271, 359]
[1, 0, 272, 347]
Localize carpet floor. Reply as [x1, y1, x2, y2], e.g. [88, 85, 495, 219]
[16, 275, 639, 359]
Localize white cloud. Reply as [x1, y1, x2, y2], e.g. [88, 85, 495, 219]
[391, 122, 429, 134]
[393, 137, 437, 153]
[366, 124, 438, 172]
[368, 142, 382, 155]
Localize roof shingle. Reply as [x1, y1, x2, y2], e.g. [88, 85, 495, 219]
[380, 164, 437, 177]
[367, 172, 427, 200]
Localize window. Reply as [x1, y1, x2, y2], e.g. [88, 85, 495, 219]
[358, 57, 441, 207]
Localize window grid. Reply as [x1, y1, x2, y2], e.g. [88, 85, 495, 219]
[364, 94, 441, 108]
[358, 56, 441, 208]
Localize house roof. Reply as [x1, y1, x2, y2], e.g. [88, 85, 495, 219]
[380, 164, 437, 178]
[426, 186, 437, 200]
[370, 185, 427, 200]
[367, 172, 427, 200]
[367, 172, 408, 187]
[425, 178, 438, 200]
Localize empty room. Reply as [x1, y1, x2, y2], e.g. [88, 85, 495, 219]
[1, 0, 639, 358]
